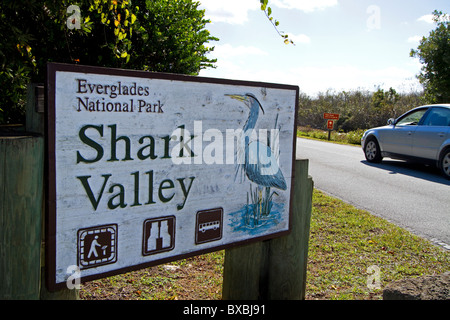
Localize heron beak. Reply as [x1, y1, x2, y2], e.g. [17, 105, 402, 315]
[225, 94, 247, 103]
[226, 94, 265, 114]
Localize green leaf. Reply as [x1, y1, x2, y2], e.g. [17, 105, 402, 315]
[260, 0, 268, 10]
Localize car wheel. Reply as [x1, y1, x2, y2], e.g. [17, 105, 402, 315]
[439, 148, 450, 179]
[364, 137, 382, 163]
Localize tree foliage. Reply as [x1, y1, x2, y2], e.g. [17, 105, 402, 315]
[129, 0, 218, 74]
[260, 0, 294, 45]
[410, 10, 450, 103]
[0, 0, 218, 124]
[297, 88, 424, 132]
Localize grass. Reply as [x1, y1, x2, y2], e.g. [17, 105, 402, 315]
[306, 190, 449, 300]
[297, 126, 365, 145]
[80, 189, 449, 300]
[80, 250, 224, 300]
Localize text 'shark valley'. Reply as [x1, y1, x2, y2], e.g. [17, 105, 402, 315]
[76, 124, 196, 211]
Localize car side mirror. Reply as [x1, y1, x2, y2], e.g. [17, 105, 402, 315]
[387, 118, 395, 126]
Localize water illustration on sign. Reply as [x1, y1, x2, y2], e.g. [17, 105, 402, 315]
[226, 93, 287, 235]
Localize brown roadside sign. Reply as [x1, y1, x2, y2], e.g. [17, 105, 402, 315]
[323, 113, 340, 120]
[327, 120, 334, 130]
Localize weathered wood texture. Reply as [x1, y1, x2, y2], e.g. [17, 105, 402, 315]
[0, 84, 78, 299]
[222, 241, 269, 300]
[47, 66, 298, 288]
[27, 83, 79, 299]
[0, 134, 44, 299]
[222, 159, 313, 300]
[25, 84, 45, 134]
[267, 159, 313, 299]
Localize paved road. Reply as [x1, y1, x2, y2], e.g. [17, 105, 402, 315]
[296, 138, 450, 249]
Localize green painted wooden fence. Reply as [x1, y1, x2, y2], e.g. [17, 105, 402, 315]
[1, 84, 78, 299]
[0, 133, 43, 299]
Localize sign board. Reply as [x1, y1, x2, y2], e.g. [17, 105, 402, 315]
[323, 113, 340, 120]
[46, 63, 298, 290]
[327, 120, 334, 130]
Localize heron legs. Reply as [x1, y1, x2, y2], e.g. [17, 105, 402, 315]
[245, 185, 278, 227]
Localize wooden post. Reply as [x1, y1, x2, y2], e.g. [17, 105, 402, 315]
[267, 159, 313, 299]
[222, 159, 313, 300]
[0, 84, 78, 299]
[222, 241, 269, 300]
[26, 84, 79, 299]
[0, 133, 44, 299]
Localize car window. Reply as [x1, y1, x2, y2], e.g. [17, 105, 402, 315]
[422, 108, 450, 126]
[396, 108, 428, 126]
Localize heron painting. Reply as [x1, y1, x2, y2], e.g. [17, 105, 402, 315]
[226, 93, 287, 234]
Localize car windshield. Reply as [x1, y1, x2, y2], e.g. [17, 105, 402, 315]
[396, 108, 428, 126]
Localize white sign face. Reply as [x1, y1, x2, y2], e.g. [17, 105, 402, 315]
[46, 63, 298, 290]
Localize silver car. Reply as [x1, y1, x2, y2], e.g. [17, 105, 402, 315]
[361, 104, 450, 179]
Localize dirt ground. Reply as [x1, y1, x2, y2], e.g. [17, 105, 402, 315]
[80, 253, 224, 300]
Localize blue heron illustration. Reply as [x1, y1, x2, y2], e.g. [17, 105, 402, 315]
[226, 93, 286, 227]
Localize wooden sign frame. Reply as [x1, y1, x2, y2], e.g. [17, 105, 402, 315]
[45, 63, 299, 291]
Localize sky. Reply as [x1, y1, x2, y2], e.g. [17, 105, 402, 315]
[197, 0, 450, 97]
